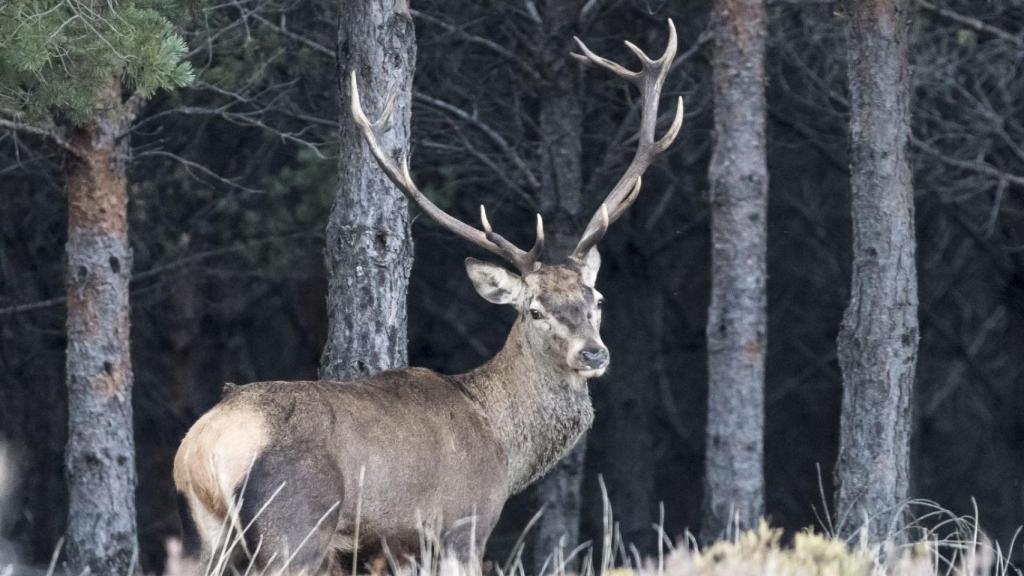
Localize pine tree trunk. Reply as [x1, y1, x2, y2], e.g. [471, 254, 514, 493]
[527, 0, 586, 569]
[703, 0, 769, 542]
[835, 0, 918, 544]
[321, 0, 416, 380]
[64, 77, 138, 576]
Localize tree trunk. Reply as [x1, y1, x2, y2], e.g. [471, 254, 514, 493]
[703, 0, 769, 542]
[527, 0, 586, 570]
[321, 0, 416, 380]
[835, 0, 918, 545]
[64, 77, 138, 575]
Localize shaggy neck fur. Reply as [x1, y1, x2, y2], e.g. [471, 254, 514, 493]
[454, 318, 595, 494]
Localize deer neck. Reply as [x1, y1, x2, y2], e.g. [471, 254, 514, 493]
[454, 319, 595, 494]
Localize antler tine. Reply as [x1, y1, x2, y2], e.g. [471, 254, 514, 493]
[573, 204, 610, 261]
[524, 214, 545, 265]
[623, 41, 655, 67]
[373, 92, 398, 132]
[608, 177, 643, 224]
[351, 72, 540, 274]
[655, 96, 685, 153]
[477, 205, 543, 272]
[570, 19, 685, 263]
[479, 205, 493, 233]
[571, 37, 640, 82]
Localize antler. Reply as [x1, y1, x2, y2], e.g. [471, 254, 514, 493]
[350, 72, 544, 275]
[570, 19, 685, 263]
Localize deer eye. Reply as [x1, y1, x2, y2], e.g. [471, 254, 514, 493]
[530, 309, 544, 320]
[596, 299, 604, 310]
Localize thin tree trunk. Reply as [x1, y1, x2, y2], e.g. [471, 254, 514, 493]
[835, 0, 918, 544]
[321, 0, 416, 380]
[703, 0, 769, 542]
[527, 0, 586, 570]
[64, 77, 138, 575]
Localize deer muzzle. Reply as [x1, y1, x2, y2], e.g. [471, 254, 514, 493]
[570, 339, 609, 378]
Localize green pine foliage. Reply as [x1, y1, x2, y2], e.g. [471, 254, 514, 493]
[0, 0, 194, 123]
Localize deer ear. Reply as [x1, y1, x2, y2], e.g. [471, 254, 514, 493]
[465, 258, 524, 305]
[579, 247, 601, 287]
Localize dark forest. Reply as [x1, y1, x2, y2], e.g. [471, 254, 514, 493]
[2, 0, 1023, 574]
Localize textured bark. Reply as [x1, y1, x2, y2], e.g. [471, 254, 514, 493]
[321, 0, 416, 380]
[527, 0, 587, 570]
[835, 0, 918, 544]
[703, 0, 768, 542]
[64, 77, 138, 575]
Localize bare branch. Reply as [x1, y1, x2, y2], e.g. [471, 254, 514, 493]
[414, 91, 540, 190]
[131, 149, 264, 194]
[251, 13, 334, 56]
[410, 10, 544, 83]
[0, 232, 314, 317]
[912, 136, 1024, 189]
[0, 114, 85, 157]
[916, 0, 1023, 47]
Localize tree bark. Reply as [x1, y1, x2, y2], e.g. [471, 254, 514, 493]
[703, 0, 769, 542]
[527, 0, 587, 570]
[321, 0, 416, 380]
[64, 77, 138, 575]
[835, 0, 918, 544]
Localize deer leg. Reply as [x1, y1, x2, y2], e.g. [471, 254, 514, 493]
[174, 492, 204, 560]
[236, 447, 345, 575]
[441, 519, 490, 572]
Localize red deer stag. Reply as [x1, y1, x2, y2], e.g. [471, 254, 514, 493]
[173, 20, 683, 575]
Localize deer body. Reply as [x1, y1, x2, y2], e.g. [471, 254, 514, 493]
[174, 21, 682, 575]
[175, 300, 595, 570]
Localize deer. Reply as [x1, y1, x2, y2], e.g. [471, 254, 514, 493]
[173, 20, 683, 575]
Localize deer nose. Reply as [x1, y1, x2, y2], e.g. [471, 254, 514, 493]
[579, 346, 609, 369]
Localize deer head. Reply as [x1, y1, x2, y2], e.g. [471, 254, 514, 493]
[349, 20, 683, 381]
[465, 248, 607, 377]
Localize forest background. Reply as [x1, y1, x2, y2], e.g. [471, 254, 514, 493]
[1, 0, 1023, 573]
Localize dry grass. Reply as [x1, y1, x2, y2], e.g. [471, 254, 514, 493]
[1, 444, 1020, 575]
[155, 489, 1020, 576]
[639, 520, 1003, 576]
